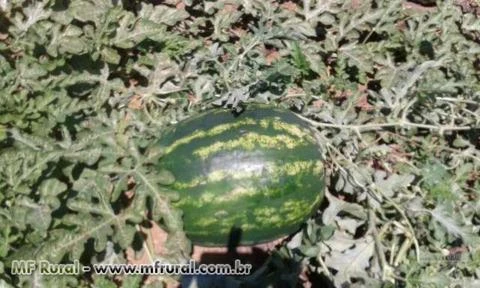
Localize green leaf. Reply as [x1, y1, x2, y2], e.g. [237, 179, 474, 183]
[157, 169, 176, 185]
[373, 170, 415, 197]
[421, 161, 448, 188]
[291, 41, 311, 75]
[325, 235, 375, 287]
[139, 3, 189, 26]
[322, 191, 367, 225]
[430, 204, 474, 243]
[112, 17, 167, 49]
[91, 276, 117, 288]
[59, 37, 89, 55]
[69, 0, 112, 24]
[101, 47, 121, 64]
[0, 125, 6, 141]
[320, 225, 335, 241]
[318, 13, 336, 25]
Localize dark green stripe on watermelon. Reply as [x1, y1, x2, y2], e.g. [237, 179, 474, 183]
[157, 105, 325, 246]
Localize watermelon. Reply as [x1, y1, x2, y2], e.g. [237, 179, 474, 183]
[158, 105, 325, 246]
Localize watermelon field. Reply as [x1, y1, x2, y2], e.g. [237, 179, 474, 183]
[0, 0, 480, 287]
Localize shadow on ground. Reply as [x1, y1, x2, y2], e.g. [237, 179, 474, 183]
[180, 227, 335, 288]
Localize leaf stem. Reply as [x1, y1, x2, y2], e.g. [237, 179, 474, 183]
[368, 209, 390, 281]
[317, 252, 332, 277]
[297, 114, 472, 132]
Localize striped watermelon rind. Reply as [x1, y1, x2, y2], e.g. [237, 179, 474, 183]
[157, 105, 325, 246]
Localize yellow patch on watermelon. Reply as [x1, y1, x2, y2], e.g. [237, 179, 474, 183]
[192, 132, 300, 159]
[282, 200, 312, 223]
[195, 217, 218, 227]
[253, 207, 285, 227]
[164, 118, 257, 154]
[215, 187, 257, 203]
[173, 160, 323, 189]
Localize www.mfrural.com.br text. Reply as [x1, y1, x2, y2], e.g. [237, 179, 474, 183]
[10, 259, 252, 276]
